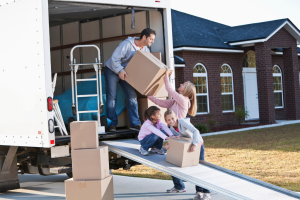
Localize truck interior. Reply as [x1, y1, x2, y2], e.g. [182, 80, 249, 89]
[47, 1, 166, 138]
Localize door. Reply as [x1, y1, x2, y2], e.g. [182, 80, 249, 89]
[243, 68, 259, 120]
[0, 0, 54, 147]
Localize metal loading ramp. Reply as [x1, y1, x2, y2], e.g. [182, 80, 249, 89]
[101, 139, 300, 200]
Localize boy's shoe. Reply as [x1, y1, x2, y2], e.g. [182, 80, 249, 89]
[202, 193, 211, 200]
[152, 148, 165, 155]
[166, 187, 186, 193]
[139, 147, 149, 156]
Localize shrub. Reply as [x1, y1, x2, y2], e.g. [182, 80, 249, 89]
[195, 123, 210, 133]
[206, 113, 218, 129]
[234, 106, 249, 125]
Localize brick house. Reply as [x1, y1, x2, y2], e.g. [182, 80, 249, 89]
[171, 10, 300, 126]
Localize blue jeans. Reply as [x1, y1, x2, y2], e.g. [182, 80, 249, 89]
[140, 133, 163, 151]
[104, 67, 141, 127]
[171, 144, 211, 193]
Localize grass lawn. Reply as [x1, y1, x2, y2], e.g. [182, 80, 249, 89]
[112, 123, 300, 191]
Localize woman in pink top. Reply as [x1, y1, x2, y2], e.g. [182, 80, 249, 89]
[148, 70, 197, 119]
[138, 106, 174, 156]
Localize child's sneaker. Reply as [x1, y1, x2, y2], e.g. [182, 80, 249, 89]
[193, 192, 203, 200]
[166, 187, 186, 193]
[202, 193, 211, 200]
[152, 147, 165, 155]
[139, 146, 149, 156]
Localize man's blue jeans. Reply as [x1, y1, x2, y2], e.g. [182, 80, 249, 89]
[104, 67, 141, 127]
[140, 133, 163, 151]
[171, 144, 211, 193]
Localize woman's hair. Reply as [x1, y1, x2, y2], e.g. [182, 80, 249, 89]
[143, 106, 160, 122]
[164, 109, 176, 119]
[182, 81, 197, 116]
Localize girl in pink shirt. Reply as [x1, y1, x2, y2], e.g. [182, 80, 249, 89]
[138, 106, 174, 156]
[148, 70, 197, 119]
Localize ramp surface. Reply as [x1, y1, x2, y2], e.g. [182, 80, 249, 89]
[102, 139, 300, 200]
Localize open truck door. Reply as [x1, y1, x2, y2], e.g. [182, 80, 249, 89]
[0, 0, 54, 148]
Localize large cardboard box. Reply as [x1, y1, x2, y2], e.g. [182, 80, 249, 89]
[166, 137, 201, 168]
[70, 121, 98, 150]
[137, 97, 168, 124]
[65, 176, 114, 200]
[125, 50, 168, 96]
[151, 52, 162, 61]
[72, 146, 110, 180]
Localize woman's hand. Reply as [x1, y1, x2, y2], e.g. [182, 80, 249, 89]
[165, 69, 173, 77]
[165, 137, 169, 140]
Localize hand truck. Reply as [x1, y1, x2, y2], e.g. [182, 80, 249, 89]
[69, 45, 106, 134]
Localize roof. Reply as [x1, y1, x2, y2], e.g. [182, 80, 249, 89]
[172, 9, 300, 49]
[171, 10, 240, 49]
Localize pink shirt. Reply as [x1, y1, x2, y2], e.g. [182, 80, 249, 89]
[148, 75, 190, 119]
[138, 119, 173, 141]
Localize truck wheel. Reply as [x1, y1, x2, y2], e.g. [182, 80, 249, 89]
[66, 172, 73, 178]
[100, 115, 108, 131]
[68, 117, 75, 131]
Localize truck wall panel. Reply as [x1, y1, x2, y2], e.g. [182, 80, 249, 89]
[102, 16, 122, 38]
[81, 20, 100, 42]
[103, 40, 122, 65]
[50, 25, 60, 48]
[125, 11, 146, 35]
[63, 22, 79, 45]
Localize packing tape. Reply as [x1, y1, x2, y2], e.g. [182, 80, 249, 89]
[79, 181, 87, 189]
[81, 142, 86, 148]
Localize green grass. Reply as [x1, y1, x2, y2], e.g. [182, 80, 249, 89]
[112, 123, 300, 191]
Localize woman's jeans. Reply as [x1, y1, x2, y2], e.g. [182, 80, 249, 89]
[104, 67, 141, 127]
[140, 133, 163, 151]
[171, 144, 211, 193]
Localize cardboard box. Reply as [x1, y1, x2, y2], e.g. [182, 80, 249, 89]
[72, 146, 110, 180]
[151, 52, 162, 61]
[70, 121, 99, 150]
[166, 137, 201, 168]
[65, 176, 114, 200]
[137, 97, 168, 124]
[125, 50, 168, 96]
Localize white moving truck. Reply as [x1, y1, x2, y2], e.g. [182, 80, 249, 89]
[0, 0, 174, 192]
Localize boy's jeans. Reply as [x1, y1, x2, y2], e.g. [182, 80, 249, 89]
[140, 133, 163, 151]
[171, 144, 211, 193]
[104, 67, 141, 127]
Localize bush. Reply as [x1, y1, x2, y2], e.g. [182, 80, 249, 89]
[206, 113, 218, 129]
[234, 106, 249, 125]
[195, 123, 210, 133]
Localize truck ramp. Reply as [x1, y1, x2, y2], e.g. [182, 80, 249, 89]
[102, 139, 300, 200]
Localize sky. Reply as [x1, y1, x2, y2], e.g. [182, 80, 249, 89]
[170, 0, 300, 31]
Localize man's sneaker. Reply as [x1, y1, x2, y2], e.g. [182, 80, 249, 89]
[152, 148, 165, 155]
[166, 187, 186, 193]
[202, 193, 211, 200]
[108, 125, 116, 132]
[139, 146, 149, 156]
[130, 125, 141, 131]
[193, 192, 203, 200]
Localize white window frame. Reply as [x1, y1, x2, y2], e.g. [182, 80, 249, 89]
[220, 64, 235, 113]
[193, 63, 210, 115]
[273, 65, 284, 109]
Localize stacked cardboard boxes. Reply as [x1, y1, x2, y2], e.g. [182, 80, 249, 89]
[65, 121, 114, 200]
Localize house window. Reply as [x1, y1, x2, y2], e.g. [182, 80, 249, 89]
[273, 65, 284, 108]
[243, 50, 256, 68]
[193, 63, 209, 114]
[220, 64, 234, 112]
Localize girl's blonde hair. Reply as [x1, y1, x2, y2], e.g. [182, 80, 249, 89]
[164, 109, 176, 119]
[182, 81, 197, 116]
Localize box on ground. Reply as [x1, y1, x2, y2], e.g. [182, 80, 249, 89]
[65, 176, 114, 200]
[137, 97, 168, 124]
[166, 137, 201, 168]
[125, 50, 168, 96]
[72, 146, 110, 180]
[70, 121, 99, 150]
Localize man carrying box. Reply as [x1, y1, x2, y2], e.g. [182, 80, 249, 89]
[105, 28, 156, 132]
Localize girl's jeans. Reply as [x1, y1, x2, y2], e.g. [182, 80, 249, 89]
[140, 133, 163, 151]
[171, 144, 211, 193]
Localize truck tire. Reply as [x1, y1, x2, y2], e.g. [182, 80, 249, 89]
[100, 115, 108, 131]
